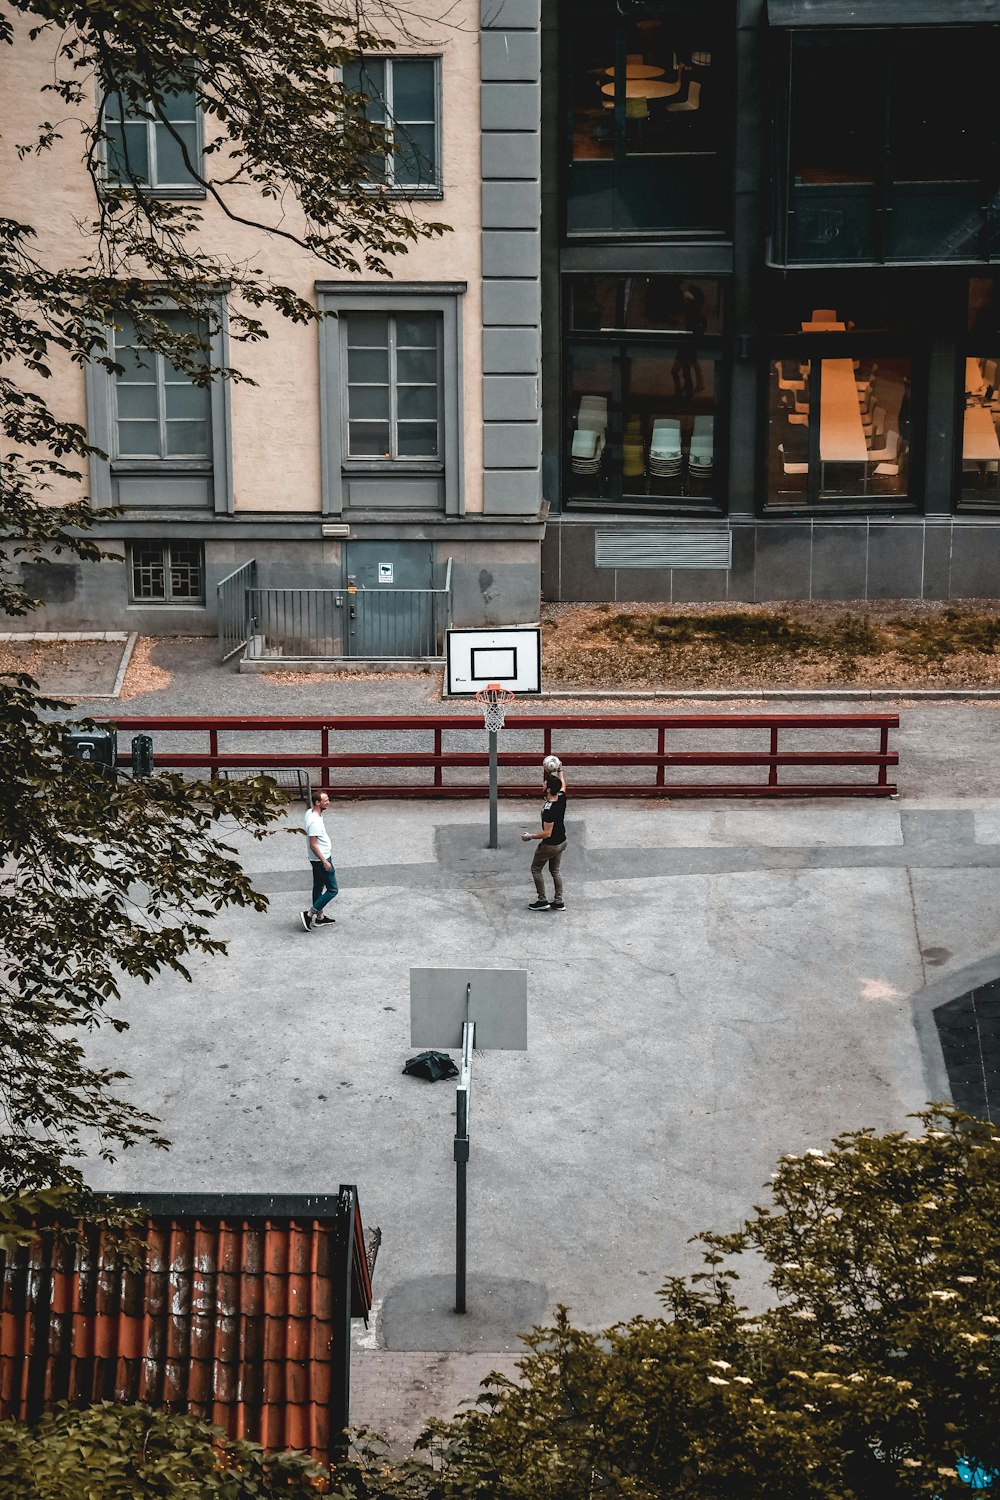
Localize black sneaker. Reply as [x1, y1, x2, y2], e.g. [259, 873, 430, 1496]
[314, 914, 335, 925]
[300, 909, 314, 931]
[549, 900, 566, 911]
[527, 899, 551, 911]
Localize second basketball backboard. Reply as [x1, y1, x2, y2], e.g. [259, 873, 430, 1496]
[446, 625, 542, 696]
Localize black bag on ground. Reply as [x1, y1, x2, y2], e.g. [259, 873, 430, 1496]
[402, 1050, 459, 1082]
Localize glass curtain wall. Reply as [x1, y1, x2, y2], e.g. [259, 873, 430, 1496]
[564, 275, 725, 510]
[961, 279, 1000, 507]
[779, 29, 1000, 265]
[764, 284, 913, 508]
[564, 0, 732, 234]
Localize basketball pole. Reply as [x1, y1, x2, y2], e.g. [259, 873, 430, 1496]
[488, 728, 499, 849]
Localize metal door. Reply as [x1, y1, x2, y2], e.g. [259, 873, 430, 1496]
[343, 541, 436, 657]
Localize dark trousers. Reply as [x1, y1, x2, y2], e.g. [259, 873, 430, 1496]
[310, 861, 338, 913]
[531, 840, 566, 901]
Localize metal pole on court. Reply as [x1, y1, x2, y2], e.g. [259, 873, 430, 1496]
[454, 986, 474, 1314]
[488, 728, 499, 850]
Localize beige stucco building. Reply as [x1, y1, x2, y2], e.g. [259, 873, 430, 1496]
[0, 0, 545, 647]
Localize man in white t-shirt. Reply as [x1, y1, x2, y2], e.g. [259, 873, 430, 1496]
[301, 789, 338, 931]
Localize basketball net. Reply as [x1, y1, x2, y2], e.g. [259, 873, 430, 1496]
[475, 682, 516, 735]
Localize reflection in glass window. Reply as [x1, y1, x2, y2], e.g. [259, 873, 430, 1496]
[343, 57, 440, 191]
[104, 85, 200, 191]
[960, 357, 1000, 506]
[569, 276, 722, 335]
[767, 350, 911, 507]
[564, 0, 730, 234]
[566, 344, 719, 507]
[778, 30, 1000, 265]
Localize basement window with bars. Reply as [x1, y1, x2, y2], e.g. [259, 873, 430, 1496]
[129, 541, 205, 604]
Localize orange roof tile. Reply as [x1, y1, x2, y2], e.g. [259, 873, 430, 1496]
[0, 1189, 376, 1463]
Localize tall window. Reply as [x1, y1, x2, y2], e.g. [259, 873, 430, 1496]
[342, 57, 440, 192]
[960, 280, 1000, 509]
[564, 276, 725, 511]
[764, 284, 914, 509]
[318, 283, 463, 515]
[563, 0, 732, 235]
[103, 85, 201, 192]
[113, 314, 212, 461]
[775, 29, 1000, 265]
[344, 311, 442, 460]
[129, 542, 204, 604]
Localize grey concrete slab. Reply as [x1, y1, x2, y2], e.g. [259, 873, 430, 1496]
[62, 679, 1000, 1443]
[84, 805, 935, 1346]
[582, 805, 904, 849]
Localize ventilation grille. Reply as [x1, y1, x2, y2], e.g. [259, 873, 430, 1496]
[595, 526, 733, 570]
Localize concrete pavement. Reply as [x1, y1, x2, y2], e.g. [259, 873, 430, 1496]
[78, 779, 1000, 1449]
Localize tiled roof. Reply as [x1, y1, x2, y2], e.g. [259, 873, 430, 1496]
[0, 1189, 376, 1462]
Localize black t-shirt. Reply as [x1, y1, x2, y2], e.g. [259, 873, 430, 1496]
[541, 790, 567, 844]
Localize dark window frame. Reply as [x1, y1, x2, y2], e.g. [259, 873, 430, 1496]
[769, 25, 1000, 268]
[128, 540, 206, 605]
[561, 274, 730, 515]
[559, 0, 736, 241]
[956, 276, 1000, 512]
[761, 330, 922, 515]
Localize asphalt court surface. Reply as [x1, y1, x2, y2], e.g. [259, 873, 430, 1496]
[83, 795, 1000, 1345]
[62, 663, 1000, 1440]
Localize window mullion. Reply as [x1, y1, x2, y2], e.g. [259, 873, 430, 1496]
[385, 61, 395, 187]
[147, 110, 157, 187]
[389, 314, 399, 459]
[156, 349, 168, 458]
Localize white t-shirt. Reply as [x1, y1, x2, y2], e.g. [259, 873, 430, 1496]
[304, 807, 332, 862]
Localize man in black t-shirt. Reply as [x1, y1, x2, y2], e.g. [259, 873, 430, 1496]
[520, 775, 567, 911]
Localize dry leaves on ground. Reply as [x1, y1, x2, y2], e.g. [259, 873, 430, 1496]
[119, 636, 173, 698]
[541, 600, 1000, 691]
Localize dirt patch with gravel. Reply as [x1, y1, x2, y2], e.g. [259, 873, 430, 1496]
[0, 636, 127, 697]
[541, 600, 1000, 691]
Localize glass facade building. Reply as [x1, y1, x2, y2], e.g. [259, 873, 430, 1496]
[541, 0, 1000, 603]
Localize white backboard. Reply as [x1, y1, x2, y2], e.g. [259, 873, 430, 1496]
[446, 626, 542, 696]
[410, 967, 528, 1049]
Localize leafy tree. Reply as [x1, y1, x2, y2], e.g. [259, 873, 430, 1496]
[0, 1402, 353, 1498]
[406, 1108, 1000, 1500]
[0, 0, 448, 1198]
[0, 672, 287, 1194]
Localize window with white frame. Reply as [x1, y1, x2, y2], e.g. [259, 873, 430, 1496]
[129, 541, 205, 604]
[103, 84, 202, 193]
[342, 57, 440, 192]
[344, 310, 442, 459]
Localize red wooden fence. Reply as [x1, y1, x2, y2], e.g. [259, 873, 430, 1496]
[103, 713, 899, 798]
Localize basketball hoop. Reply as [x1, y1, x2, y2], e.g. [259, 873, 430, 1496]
[475, 682, 516, 735]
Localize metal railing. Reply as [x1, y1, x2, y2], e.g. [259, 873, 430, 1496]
[104, 711, 900, 799]
[243, 557, 453, 663]
[216, 560, 258, 662]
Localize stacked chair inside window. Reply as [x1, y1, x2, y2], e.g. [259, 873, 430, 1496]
[649, 417, 683, 490]
[688, 415, 714, 489]
[572, 396, 607, 485]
